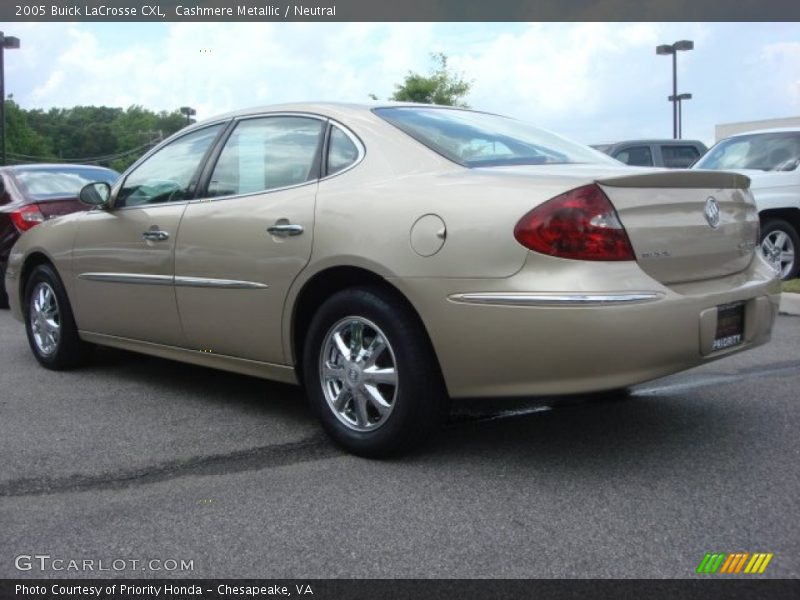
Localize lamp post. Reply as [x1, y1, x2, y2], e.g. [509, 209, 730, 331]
[0, 31, 21, 166]
[668, 92, 692, 138]
[180, 106, 196, 126]
[656, 40, 693, 139]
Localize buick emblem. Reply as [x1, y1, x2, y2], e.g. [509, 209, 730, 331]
[704, 197, 721, 229]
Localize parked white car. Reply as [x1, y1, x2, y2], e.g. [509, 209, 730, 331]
[694, 128, 800, 280]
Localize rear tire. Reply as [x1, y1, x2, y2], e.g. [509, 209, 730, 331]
[303, 286, 448, 457]
[24, 264, 92, 370]
[760, 218, 799, 280]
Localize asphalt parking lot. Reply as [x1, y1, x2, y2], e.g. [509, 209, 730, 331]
[1, 308, 798, 579]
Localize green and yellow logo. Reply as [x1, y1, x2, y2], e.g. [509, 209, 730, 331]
[696, 552, 773, 574]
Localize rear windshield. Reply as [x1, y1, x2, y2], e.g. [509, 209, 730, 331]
[14, 167, 119, 199]
[695, 131, 800, 172]
[374, 106, 617, 168]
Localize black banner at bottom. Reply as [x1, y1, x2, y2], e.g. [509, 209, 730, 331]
[1, 579, 799, 600]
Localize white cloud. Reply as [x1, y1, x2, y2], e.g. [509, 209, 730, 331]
[759, 42, 800, 108]
[3, 22, 797, 146]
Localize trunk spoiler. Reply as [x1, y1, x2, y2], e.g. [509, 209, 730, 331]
[598, 170, 750, 190]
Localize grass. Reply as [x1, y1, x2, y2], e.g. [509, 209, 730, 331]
[782, 279, 800, 294]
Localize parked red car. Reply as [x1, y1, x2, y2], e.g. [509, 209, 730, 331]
[0, 164, 119, 308]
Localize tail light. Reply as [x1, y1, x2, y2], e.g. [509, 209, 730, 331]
[513, 184, 635, 261]
[10, 204, 46, 233]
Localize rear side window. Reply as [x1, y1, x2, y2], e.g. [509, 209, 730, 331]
[208, 116, 324, 197]
[614, 146, 653, 167]
[326, 126, 359, 175]
[661, 145, 701, 168]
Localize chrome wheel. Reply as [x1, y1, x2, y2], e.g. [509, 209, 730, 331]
[319, 316, 399, 432]
[761, 230, 795, 279]
[30, 282, 61, 356]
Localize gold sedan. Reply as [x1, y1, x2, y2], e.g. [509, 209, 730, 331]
[4, 103, 781, 456]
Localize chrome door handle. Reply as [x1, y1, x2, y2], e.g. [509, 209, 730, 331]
[142, 230, 169, 241]
[267, 224, 304, 237]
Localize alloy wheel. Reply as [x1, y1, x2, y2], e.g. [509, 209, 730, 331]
[319, 316, 399, 432]
[761, 230, 796, 279]
[30, 281, 61, 356]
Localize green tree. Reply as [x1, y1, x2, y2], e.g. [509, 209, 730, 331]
[390, 53, 472, 107]
[6, 102, 189, 170]
[5, 99, 53, 161]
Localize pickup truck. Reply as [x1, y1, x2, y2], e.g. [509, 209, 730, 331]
[593, 139, 708, 169]
[693, 128, 800, 281]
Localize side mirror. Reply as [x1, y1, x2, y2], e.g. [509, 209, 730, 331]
[79, 181, 111, 208]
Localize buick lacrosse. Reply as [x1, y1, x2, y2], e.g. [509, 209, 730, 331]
[4, 103, 781, 456]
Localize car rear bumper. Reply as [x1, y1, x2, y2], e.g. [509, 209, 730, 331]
[390, 253, 782, 399]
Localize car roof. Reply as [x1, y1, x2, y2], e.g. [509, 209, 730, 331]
[722, 127, 800, 138]
[186, 101, 498, 129]
[601, 139, 706, 146]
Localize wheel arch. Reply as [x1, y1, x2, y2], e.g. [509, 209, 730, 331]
[759, 207, 800, 236]
[18, 251, 58, 307]
[287, 264, 440, 382]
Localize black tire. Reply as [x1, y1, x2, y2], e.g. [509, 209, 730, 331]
[582, 387, 633, 403]
[760, 218, 799, 281]
[303, 286, 448, 457]
[23, 263, 92, 370]
[0, 264, 8, 309]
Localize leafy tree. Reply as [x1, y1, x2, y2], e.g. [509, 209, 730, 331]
[5, 102, 188, 170]
[390, 53, 472, 107]
[4, 99, 53, 159]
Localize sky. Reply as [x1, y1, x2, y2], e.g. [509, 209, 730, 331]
[2, 21, 799, 146]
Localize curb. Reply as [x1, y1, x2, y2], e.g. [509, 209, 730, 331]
[779, 292, 800, 316]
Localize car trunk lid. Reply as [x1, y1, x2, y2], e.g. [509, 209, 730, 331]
[597, 170, 759, 284]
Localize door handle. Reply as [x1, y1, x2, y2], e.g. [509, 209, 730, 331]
[267, 223, 304, 237]
[142, 230, 169, 241]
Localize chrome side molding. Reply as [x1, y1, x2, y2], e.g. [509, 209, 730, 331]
[174, 276, 269, 289]
[78, 273, 268, 290]
[77, 273, 173, 286]
[448, 292, 664, 307]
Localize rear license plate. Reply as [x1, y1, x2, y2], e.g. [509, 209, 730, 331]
[712, 302, 745, 351]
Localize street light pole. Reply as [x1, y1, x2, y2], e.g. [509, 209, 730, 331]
[671, 50, 677, 139]
[180, 106, 196, 126]
[668, 93, 693, 139]
[0, 32, 21, 166]
[657, 40, 693, 139]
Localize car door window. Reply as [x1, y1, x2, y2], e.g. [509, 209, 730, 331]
[327, 126, 360, 175]
[614, 146, 653, 166]
[661, 145, 701, 168]
[208, 117, 324, 197]
[116, 124, 224, 208]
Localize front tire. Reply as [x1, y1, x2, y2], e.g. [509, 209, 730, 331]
[760, 218, 799, 280]
[24, 264, 92, 370]
[0, 264, 9, 309]
[303, 286, 448, 457]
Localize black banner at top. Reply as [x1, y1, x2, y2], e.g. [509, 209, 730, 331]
[1, 0, 800, 22]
